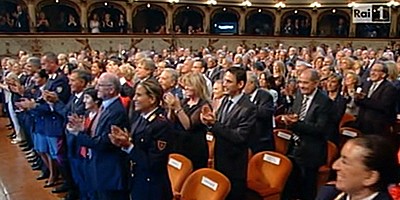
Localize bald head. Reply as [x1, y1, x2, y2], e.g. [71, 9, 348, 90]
[96, 72, 120, 99]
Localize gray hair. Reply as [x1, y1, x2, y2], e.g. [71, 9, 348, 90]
[27, 56, 41, 68]
[246, 71, 259, 88]
[163, 68, 179, 83]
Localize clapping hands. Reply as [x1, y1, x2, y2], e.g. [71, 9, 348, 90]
[163, 92, 181, 110]
[200, 104, 216, 126]
[66, 114, 84, 135]
[108, 125, 131, 148]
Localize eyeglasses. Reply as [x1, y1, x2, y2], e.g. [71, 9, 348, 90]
[97, 83, 113, 87]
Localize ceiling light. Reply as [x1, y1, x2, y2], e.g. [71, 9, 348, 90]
[104, 2, 108, 6]
[274, 1, 286, 8]
[223, 7, 226, 11]
[206, 0, 217, 5]
[258, 9, 262, 12]
[347, 1, 358, 7]
[332, 9, 336, 13]
[168, 0, 179, 3]
[294, 10, 298, 14]
[241, 0, 252, 7]
[55, 0, 59, 3]
[147, 3, 151, 8]
[387, 0, 400, 7]
[310, 1, 321, 8]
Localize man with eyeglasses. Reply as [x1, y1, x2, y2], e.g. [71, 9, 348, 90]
[354, 61, 397, 136]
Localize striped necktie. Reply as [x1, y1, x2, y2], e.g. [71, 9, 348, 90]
[298, 96, 309, 121]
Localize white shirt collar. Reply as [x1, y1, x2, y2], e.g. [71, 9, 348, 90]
[228, 92, 243, 106]
[120, 77, 127, 85]
[141, 107, 159, 120]
[304, 88, 318, 100]
[75, 91, 83, 99]
[346, 192, 379, 200]
[372, 79, 384, 88]
[249, 89, 258, 102]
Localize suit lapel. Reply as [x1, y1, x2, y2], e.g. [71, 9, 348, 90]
[224, 95, 245, 122]
[217, 96, 228, 122]
[370, 80, 386, 98]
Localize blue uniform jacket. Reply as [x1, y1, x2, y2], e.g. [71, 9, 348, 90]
[128, 107, 173, 200]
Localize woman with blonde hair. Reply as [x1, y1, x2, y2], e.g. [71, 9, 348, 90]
[164, 72, 211, 170]
[339, 56, 355, 76]
[342, 71, 360, 116]
[272, 60, 287, 78]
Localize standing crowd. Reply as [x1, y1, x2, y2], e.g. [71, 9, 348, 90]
[0, 43, 399, 200]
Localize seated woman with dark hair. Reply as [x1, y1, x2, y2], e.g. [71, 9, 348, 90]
[316, 135, 400, 200]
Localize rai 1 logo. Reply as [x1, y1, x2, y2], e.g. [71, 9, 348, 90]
[352, 4, 391, 23]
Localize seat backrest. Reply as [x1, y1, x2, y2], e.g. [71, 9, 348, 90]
[206, 132, 215, 168]
[339, 127, 362, 148]
[247, 151, 292, 193]
[326, 141, 338, 167]
[180, 168, 231, 200]
[273, 129, 293, 154]
[274, 115, 286, 129]
[168, 154, 193, 193]
[339, 113, 356, 128]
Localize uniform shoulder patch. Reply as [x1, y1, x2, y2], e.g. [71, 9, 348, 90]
[157, 140, 167, 151]
[56, 86, 63, 93]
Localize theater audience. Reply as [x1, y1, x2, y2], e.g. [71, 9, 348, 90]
[2, 41, 400, 200]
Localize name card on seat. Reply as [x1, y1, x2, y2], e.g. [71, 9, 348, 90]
[206, 134, 214, 142]
[277, 131, 292, 140]
[201, 176, 218, 191]
[342, 130, 357, 138]
[263, 154, 281, 165]
[168, 158, 182, 170]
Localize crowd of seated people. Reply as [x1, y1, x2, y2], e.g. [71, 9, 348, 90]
[0, 41, 399, 200]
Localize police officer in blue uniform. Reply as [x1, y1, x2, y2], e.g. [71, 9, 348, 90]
[38, 52, 71, 192]
[109, 79, 173, 200]
[52, 69, 91, 200]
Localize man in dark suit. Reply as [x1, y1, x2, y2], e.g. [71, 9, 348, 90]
[158, 68, 183, 99]
[201, 67, 256, 200]
[13, 5, 29, 32]
[71, 73, 130, 200]
[282, 69, 333, 200]
[206, 56, 222, 83]
[244, 71, 275, 153]
[354, 61, 397, 137]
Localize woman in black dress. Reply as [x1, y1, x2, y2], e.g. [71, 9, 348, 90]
[165, 72, 211, 170]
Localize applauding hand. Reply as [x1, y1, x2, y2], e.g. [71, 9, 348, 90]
[108, 125, 131, 148]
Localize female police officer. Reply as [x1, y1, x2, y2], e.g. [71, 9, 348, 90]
[108, 79, 173, 200]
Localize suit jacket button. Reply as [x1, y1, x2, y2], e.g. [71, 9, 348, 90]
[146, 178, 150, 182]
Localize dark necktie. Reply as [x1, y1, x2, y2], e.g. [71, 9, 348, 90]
[298, 96, 309, 121]
[220, 99, 233, 123]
